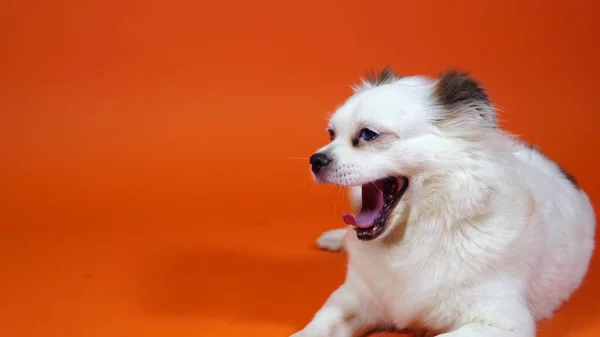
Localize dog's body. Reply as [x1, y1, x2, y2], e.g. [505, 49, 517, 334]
[293, 70, 595, 337]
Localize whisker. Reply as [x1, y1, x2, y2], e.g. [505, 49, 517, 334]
[307, 181, 316, 195]
[333, 186, 342, 214]
[293, 177, 314, 191]
[370, 181, 384, 194]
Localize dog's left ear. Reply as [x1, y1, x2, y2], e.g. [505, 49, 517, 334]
[352, 66, 402, 92]
[433, 70, 496, 128]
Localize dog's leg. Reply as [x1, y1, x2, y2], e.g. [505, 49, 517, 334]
[316, 228, 348, 252]
[316, 187, 361, 252]
[436, 321, 534, 337]
[436, 301, 535, 337]
[290, 282, 374, 337]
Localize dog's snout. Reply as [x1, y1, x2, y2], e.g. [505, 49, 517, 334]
[310, 153, 331, 174]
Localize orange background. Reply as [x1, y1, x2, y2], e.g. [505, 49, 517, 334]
[1, 1, 599, 336]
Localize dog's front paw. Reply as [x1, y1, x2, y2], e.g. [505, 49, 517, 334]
[290, 325, 331, 337]
[290, 330, 326, 337]
[316, 228, 347, 252]
[290, 330, 315, 337]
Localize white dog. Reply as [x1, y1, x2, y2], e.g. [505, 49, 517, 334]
[292, 69, 596, 337]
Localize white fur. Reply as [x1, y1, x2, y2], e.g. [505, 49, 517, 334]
[316, 228, 347, 252]
[293, 75, 595, 337]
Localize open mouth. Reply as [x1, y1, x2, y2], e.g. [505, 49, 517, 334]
[342, 176, 409, 241]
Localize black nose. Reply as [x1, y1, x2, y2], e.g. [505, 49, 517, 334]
[309, 153, 331, 174]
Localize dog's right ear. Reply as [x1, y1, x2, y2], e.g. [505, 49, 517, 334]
[433, 70, 496, 128]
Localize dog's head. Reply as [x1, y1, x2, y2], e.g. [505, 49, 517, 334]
[309, 68, 495, 241]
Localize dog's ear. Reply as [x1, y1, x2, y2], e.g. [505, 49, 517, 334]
[433, 70, 496, 128]
[352, 66, 402, 92]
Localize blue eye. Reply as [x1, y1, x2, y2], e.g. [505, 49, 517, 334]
[360, 128, 379, 141]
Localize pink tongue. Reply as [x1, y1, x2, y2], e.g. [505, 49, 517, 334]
[341, 181, 385, 229]
[342, 211, 380, 228]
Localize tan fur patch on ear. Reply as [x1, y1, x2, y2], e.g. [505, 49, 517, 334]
[365, 67, 399, 86]
[433, 70, 495, 128]
[352, 66, 401, 92]
[434, 71, 489, 106]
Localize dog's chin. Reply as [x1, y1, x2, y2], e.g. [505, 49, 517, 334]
[341, 176, 409, 241]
